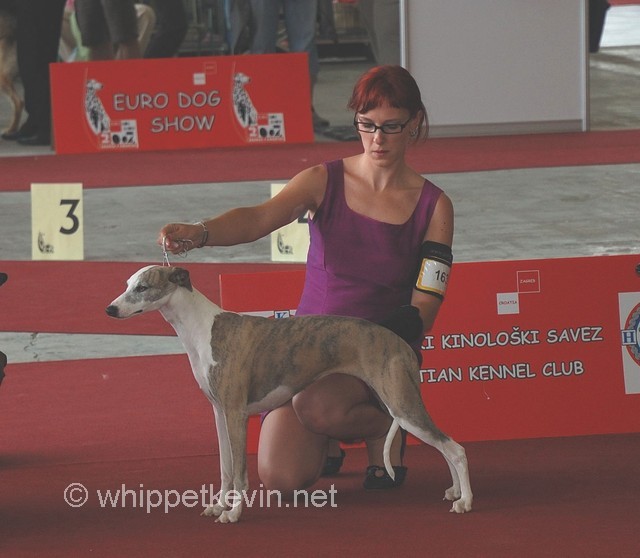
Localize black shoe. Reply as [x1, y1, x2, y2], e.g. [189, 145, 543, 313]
[321, 448, 346, 477]
[17, 133, 51, 147]
[363, 465, 408, 489]
[2, 121, 37, 141]
[363, 428, 408, 489]
[1, 130, 22, 141]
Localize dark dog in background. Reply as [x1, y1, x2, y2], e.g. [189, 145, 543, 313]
[0, 4, 23, 138]
[0, 272, 7, 386]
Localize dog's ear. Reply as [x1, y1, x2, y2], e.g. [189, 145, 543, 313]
[169, 268, 193, 292]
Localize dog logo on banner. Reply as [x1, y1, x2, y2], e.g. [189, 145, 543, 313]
[84, 78, 139, 149]
[231, 71, 285, 143]
[619, 293, 640, 394]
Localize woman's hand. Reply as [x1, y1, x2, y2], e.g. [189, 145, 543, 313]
[157, 222, 206, 254]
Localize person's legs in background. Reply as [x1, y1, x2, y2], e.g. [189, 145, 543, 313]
[358, 0, 400, 66]
[75, 0, 141, 60]
[143, 0, 187, 58]
[317, 0, 336, 42]
[248, 0, 279, 55]
[101, 0, 141, 59]
[134, 3, 157, 55]
[7, 0, 66, 146]
[281, 0, 329, 131]
[250, 0, 329, 132]
[74, 0, 115, 59]
[64, 1, 154, 61]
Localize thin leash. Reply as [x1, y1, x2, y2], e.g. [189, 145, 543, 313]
[161, 236, 193, 266]
[162, 236, 171, 266]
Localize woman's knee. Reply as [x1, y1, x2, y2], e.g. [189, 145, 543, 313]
[292, 374, 371, 435]
[293, 389, 340, 434]
[257, 460, 318, 496]
[257, 405, 325, 495]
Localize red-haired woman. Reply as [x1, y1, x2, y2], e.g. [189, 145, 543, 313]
[160, 65, 454, 494]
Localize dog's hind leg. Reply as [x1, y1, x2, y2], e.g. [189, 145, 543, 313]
[373, 359, 473, 513]
[395, 414, 472, 513]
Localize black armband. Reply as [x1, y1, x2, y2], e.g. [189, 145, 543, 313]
[380, 305, 424, 344]
[414, 241, 453, 300]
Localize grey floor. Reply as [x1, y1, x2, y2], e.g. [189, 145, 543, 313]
[1, 6, 639, 363]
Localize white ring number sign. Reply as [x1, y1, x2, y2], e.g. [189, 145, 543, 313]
[31, 183, 84, 260]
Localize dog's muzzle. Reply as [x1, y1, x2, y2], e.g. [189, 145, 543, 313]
[105, 305, 121, 318]
[106, 305, 144, 318]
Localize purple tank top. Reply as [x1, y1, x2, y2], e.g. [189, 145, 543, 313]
[296, 159, 443, 323]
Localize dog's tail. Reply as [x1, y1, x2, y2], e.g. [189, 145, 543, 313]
[383, 419, 400, 480]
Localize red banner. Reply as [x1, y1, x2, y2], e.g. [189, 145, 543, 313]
[50, 53, 313, 154]
[219, 255, 640, 451]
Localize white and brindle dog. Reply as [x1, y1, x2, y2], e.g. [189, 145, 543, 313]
[106, 265, 472, 522]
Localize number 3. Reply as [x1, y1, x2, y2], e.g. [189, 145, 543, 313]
[60, 199, 80, 235]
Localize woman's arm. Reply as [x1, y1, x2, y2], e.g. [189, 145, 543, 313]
[410, 192, 455, 331]
[158, 164, 327, 253]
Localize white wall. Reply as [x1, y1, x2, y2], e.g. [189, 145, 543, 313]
[404, 0, 588, 137]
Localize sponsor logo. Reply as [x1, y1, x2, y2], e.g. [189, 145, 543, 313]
[517, 270, 541, 293]
[621, 301, 640, 366]
[497, 269, 542, 315]
[497, 292, 519, 315]
[619, 292, 640, 395]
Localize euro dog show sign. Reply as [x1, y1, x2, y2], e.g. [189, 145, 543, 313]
[50, 53, 313, 154]
[219, 254, 640, 450]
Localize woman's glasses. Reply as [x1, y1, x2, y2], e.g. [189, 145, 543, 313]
[353, 117, 412, 134]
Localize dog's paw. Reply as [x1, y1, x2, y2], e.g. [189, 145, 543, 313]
[449, 498, 472, 514]
[443, 485, 461, 502]
[201, 503, 225, 518]
[216, 507, 242, 523]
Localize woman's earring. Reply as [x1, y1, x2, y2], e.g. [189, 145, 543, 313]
[410, 128, 419, 138]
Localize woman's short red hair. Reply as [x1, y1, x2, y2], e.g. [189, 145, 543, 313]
[348, 65, 428, 140]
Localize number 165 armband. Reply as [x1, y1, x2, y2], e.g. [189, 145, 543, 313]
[414, 241, 453, 300]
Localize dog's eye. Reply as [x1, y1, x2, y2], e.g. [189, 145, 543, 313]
[134, 285, 148, 293]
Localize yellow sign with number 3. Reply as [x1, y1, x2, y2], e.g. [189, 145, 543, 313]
[31, 183, 84, 261]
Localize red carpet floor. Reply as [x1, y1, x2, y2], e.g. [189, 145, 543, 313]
[2, 129, 640, 192]
[2, 356, 639, 557]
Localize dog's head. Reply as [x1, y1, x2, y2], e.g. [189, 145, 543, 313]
[106, 265, 192, 319]
[85, 78, 103, 92]
[233, 72, 251, 87]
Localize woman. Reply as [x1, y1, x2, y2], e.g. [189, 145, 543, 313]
[159, 65, 454, 495]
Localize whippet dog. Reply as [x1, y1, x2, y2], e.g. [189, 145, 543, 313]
[106, 265, 472, 522]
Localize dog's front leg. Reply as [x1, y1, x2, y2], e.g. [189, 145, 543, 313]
[202, 405, 233, 519]
[215, 410, 249, 524]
